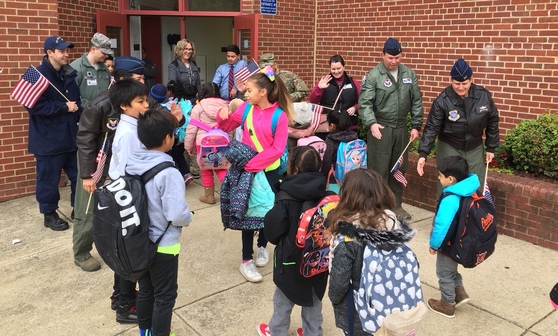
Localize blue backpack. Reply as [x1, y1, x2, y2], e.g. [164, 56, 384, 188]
[333, 139, 367, 183]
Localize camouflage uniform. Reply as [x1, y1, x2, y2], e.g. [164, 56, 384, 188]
[260, 53, 309, 102]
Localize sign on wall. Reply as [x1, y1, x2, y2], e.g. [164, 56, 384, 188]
[260, 0, 277, 15]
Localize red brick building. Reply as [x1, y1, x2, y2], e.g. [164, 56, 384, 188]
[1, 0, 557, 202]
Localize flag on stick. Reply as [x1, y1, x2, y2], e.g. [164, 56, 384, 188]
[91, 133, 110, 184]
[11, 66, 49, 108]
[391, 155, 408, 187]
[483, 182, 494, 205]
[234, 61, 260, 84]
[310, 104, 324, 133]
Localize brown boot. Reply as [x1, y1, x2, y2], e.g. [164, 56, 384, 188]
[427, 298, 455, 318]
[199, 186, 216, 204]
[455, 286, 471, 307]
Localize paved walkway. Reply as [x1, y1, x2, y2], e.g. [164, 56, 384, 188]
[1, 182, 557, 335]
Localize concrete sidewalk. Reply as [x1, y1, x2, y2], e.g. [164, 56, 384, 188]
[1, 182, 556, 336]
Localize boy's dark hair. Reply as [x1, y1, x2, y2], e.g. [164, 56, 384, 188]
[137, 109, 178, 149]
[112, 69, 132, 82]
[327, 109, 352, 131]
[438, 155, 469, 182]
[226, 44, 240, 55]
[166, 80, 175, 92]
[105, 55, 114, 61]
[183, 83, 197, 100]
[109, 78, 149, 113]
[288, 146, 321, 174]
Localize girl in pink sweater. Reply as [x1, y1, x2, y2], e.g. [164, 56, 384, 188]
[217, 66, 294, 283]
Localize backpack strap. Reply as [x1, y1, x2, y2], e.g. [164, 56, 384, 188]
[141, 162, 176, 184]
[270, 107, 284, 137]
[240, 103, 252, 130]
[188, 118, 212, 132]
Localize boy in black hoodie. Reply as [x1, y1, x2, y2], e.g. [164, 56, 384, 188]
[259, 146, 329, 336]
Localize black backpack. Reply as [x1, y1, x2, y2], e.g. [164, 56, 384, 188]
[92, 162, 175, 281]
[439, 191, 498, 268]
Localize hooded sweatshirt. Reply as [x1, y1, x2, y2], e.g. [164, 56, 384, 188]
[328, 214, 415, 335]
[431, 173, 480, 250]
[125, 148, 193, 249]
[264, 172, 328, 306]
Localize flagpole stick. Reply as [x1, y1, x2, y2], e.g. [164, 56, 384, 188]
[390, 139, 413, 173]
[484, 160, 490, 187]
[31, 65, 70, 102]
[86, 132, 109, 213]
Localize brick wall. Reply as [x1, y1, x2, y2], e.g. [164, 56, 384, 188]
[405, 154, 558, 252]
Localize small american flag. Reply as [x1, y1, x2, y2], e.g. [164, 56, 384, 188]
[483, 181, 494, 205]
[310, 104, 324, 133]
[11, 66, 49, 108]
[91, 136, 110, 184]
[234, 61, 260, 84]
[391, 155, 408, 187]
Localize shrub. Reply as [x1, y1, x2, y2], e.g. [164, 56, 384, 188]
[500, 112, 558, 179]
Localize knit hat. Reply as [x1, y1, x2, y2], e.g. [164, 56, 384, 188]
[44, 36, 74, 52]
[450, 58, 473, 82]
[383, 38, 402, 56]
[91, 33, 114, 55]
[150, 84, 167, 103]
[114, 56, 145, 75]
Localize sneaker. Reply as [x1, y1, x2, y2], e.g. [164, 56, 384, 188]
[394, 206, 412, 221]
[255, 246, 269, 267]
[191, 172, 200, 179]
[110, 293, 120, 311]
[427, 298, 455, 318]
[74, 256, 101, 272]
[297, 327, 303, 336]
[116, 304, 138, 324]
[239, 260, 263, 282]
[183, 173, 194, 186]
[455, 286, 471, 307]
[43, 211, 69, 231]
[257, 323, 270, 336]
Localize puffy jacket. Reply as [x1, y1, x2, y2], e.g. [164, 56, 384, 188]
[264, 172, 329, 307]
[184, 97, 228, 153]
[310, 72, 359, 111]
[418, 83, 500, 156]
[359, 62, 423, 130]
[27, 57, 82, 155]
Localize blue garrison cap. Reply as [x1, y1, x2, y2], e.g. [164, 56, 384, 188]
[450, 58, 473, 82]
[114, 56, 145, 75]
[383, 38, 402, 56]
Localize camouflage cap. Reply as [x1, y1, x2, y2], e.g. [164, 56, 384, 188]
[259, 53, 275, 67]
[91, 33, 114, 55]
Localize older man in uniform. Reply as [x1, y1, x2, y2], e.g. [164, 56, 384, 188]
[259, 53, 309, 102]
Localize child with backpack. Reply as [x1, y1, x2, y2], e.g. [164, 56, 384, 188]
[320, 109, 358, 188]
[427, 155, 481, 318]
[217, 66, 294, 283]
[327, 169, 425, 336]
[184, 82, 229, 204]
[258, 146, 331, 336]
[125, 108, 193, 336]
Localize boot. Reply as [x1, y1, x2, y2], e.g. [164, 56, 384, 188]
[455, 286, 471, 307]
[427, 298, 455, 318]
[44, 211, 69, 231]
[199, 186, 216, 204]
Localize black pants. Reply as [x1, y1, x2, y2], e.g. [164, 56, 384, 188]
[168, 143, 190, 176]
[113, 273, 137, 309]
[137, 252, 179, 336]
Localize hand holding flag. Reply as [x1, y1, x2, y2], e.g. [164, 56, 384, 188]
[391, 155, 408, 187]
[11, 66, 49, 108]
[234, 61, 260, 84]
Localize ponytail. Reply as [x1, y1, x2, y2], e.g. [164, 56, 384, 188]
[248, 72, 294, 124]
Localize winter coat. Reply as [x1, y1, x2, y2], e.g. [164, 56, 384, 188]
[418, 83, 500, 156]
[328, 212, 413, 336]
[321, 129, 359, 178]
[309, 72, 359, 111]
[27, 57, 82, 155]
[359, 62, 423, 130]
[264, 172, 329, 306]
[184, 97, 229, 153]
[70, 53, 111, 106]
[168, 59, 202, 96]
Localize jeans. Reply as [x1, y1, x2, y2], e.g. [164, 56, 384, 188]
[436, 252, 462, 303]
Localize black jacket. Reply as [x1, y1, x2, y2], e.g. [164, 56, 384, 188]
[328, 217, 415, 335]
[321, 129, 359, 179]
[320, 72, 358, 111]
[264, 172, 328, 307]
[418, 83, 500, 157]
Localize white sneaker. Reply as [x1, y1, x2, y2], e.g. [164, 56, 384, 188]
[255, 246, 269, 267]
[239, 260, 263, 282]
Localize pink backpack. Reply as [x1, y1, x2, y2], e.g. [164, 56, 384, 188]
[189, 119, 231, 170]
[297, 136, 327, 160]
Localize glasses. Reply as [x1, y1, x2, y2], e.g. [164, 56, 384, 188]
[184, 48, 193, 51]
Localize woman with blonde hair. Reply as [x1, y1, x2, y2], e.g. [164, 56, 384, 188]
[168, 39, 201, 95]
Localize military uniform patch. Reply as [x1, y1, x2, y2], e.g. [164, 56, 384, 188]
[448, 110, 460, 122]
[106, 118, 119, 130]
[384, 79, 392, 87]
